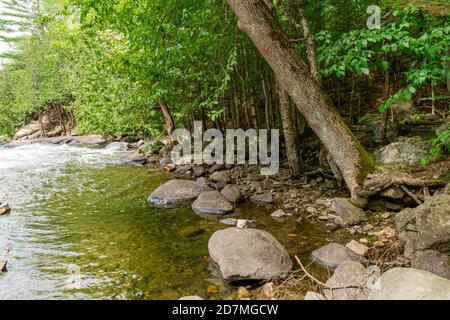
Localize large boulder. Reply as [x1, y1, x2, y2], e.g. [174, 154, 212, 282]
[415, 193, 450, 252]
[192, 191, 234, 215]
[208, 228, 292, 281]
[330, 198, 368, 226]
[374, 136, 429, 166]
[368, 268, 450, 300]
[324, 261, 368, 300]
[411, 250, 450, 280]
[311, 243, 361, 269]
[395, 193, 450, 252]
[148, 179, 202, 207]
[14, 121, 41, 140]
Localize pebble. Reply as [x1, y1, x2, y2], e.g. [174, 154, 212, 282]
[359, 238, 369, 245]
[236, 219, 253, 229]
[363, 224, 374, 232]
[271, 209, 292, 218]
[346, 240, 369, 256]
[306, 206, 318, 214]
[381, 212, 391, 219]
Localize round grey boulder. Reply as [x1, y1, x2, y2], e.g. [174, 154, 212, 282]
[148, 179, 202, 207]
[208, 228, 293, 281]
[192, 191, 234, 215]
[374, 136, 429, 166]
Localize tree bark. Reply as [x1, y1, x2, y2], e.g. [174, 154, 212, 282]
[227, 0, 373, 197]
[279, 88, 302, 176]
[298, 0, 319, 83]
[158, 99, 175, 145]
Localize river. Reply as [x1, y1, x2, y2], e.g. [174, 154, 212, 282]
[0, 143, 328, 300]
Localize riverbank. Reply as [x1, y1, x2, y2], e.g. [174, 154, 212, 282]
[1, 125, 450, 299]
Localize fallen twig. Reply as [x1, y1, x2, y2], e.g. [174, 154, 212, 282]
[400, 185, 422, 205]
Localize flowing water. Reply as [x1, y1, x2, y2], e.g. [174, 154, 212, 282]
[0, 143, 330, 300]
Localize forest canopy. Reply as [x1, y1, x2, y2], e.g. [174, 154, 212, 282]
[0, 0, 449, 164]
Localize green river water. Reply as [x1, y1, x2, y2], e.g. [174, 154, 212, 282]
[0, 143, 330, 300]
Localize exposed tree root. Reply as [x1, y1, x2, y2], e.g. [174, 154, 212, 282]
[357, 172, 447, 198]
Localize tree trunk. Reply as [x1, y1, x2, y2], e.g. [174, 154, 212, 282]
[298, 0, 319, 83]
[279, 88, 302, 176]
[227, 0, 373, 197]
[158, 99, 175, 145]
[38, 112, 47, 138]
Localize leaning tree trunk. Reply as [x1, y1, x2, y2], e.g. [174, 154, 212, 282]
[279, 88, 302, 176]
[158, 100, 175, 146]
[227, 0, 373, 198]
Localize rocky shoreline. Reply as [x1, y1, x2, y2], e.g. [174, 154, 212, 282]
[2, 130, 450, 300]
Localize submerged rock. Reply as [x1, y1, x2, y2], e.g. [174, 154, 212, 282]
[0, 202, 11, 215]
[368, 268, 450, 300]
[271, 209, 292, 218]
[330, 198, 367, 226]
[324, 261, 368, 300]
[148, 179, 202, 207]
[374, 136, 429, 166]
[311, 242, 361, 269]
[208, 228, 292, 281]
[219, 218, 239, 226]
[192, 191, 234, 215]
